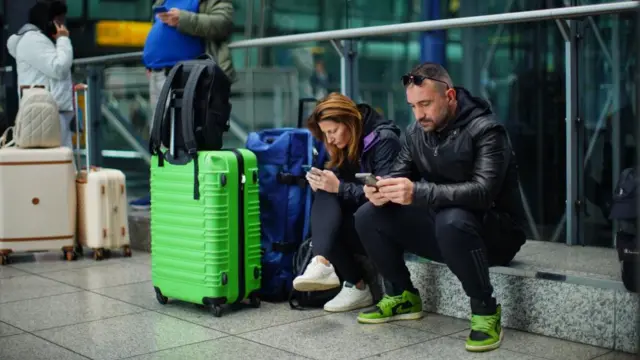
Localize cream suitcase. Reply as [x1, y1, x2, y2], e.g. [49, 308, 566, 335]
[74, 85, 131, 261]
[76, 167, 131, 260]
[0, 147, 77, 265]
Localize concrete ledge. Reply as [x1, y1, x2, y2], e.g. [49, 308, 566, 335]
[407, 244, 639, 353]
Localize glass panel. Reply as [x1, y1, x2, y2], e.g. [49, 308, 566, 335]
[88, 0, 151, 21]
[444, 0, 568, 241]
[72, 60, 151, 199]
[66, 0, 83, 19]
[579, 13, 638, 247]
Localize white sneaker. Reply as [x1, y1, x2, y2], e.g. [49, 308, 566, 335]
[323, 282, 373, 312]
[292, 256, 340, 292]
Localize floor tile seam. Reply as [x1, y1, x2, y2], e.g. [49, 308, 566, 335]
[140, 307, 233, 336]
[388, 322, 464, 337]
[112, 336, 233, 360]
[231, 312, 334, 336]
[353, 334, 447, 360]
[590, 351, 617, 360]
[23, 308, 150, 334]
[88, 279, 154, 291]
[0, 289, 84, 306]
[9, 260, 125, 276]
[0, 322, 92, 359]
[228, 335, 318, 359]
[0, 272, 37, 280]
[442, 332, 580, 360]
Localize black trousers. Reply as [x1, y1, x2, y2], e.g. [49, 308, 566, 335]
[310, 191, 366, 284]
[354, 202, 520, 303]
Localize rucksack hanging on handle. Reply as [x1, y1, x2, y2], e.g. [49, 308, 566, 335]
[609, 167, 638, 292]
[149, 55, 232, 200]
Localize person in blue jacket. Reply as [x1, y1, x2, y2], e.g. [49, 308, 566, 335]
[292, 92, 401, 313]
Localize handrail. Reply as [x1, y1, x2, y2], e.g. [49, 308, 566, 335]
[71, 1, 637, 66]
[228, 1, 637, 48]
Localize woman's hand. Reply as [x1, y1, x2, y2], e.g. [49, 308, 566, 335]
[306, 168, 340, 193]
[53, 22, 69, 39]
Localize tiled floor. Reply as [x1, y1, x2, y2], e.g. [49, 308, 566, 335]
[0, 251, 636, 360]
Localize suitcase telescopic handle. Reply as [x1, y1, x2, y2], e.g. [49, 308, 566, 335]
[73, 84, 90, 173]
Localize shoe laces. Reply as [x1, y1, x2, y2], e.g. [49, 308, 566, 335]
[471, 313, 498, 334]
[377, 294, 401, 310]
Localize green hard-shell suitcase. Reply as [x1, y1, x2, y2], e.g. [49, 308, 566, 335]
[150, 149, 262, 317]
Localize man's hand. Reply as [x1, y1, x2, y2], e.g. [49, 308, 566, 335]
[364, 184, 389, 206]
[53, 22, 69, 39]
[377, 177, 414, 205]
[306, 168, 340, 194]
[158, 8, 180, 27]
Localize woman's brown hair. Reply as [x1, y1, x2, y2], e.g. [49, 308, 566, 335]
[307, 92, 363, 169]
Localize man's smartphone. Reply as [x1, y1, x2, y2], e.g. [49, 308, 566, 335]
[355, 173, 378, 188]
[153, 5, 169, 13]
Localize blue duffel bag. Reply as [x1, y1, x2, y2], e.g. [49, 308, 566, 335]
[245, 98, 326, 301]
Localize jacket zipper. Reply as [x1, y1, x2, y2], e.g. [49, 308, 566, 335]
[433, 129, 457, 157]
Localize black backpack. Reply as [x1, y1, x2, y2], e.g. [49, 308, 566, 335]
[609, 167, 638, 292]
[288, 238, 341, 309]
[149, 55, 232, 200]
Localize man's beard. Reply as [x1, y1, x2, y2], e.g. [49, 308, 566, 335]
[420, 107, 451, 132]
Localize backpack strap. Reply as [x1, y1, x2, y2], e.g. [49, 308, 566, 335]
[150, 63, 184, 167]
[181, 64, 207, 200]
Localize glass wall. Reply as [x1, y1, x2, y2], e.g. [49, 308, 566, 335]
[66, 0, 637, 247]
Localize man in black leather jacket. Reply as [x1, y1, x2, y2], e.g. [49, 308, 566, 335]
[353, 62, 526, 353]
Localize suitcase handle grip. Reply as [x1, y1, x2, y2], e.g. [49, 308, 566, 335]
[74, 84, 90, 173]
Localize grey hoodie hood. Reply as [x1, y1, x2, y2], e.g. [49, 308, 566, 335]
[7, 24, 41, 58]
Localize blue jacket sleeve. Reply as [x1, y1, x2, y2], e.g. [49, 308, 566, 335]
[337, 136, 401, 205]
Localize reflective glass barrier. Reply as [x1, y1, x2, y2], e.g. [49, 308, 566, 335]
[66, 1, 637, 248]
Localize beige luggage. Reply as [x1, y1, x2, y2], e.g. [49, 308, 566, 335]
[74, 85, 132, 261]
[0, 147, 77, 265]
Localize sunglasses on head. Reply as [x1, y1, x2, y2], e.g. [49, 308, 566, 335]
[401, 74, 450, 89]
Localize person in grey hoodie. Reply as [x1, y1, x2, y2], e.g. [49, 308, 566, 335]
[6, 0, 74, 148]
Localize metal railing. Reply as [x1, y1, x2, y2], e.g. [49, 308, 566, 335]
[69, 1, 639, 247]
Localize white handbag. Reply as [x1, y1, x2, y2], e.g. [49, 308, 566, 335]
[0, 85, 61, 149]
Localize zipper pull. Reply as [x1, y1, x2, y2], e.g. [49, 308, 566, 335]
[241, 174, 246, 190]
[434, 146, 439, 156]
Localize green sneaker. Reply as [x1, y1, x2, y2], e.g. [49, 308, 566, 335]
[465, 304, 503, 352]
[357, 290, 423, 324]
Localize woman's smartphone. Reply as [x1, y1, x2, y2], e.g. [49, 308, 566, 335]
[355, 173, 378, 188]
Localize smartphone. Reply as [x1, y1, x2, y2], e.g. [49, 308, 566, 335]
[153, 5, 169, 13]
[355, 173, 378, 188]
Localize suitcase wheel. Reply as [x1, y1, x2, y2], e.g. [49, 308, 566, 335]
[155, 287, 168, 305]
[63, 249, 78, 262]
[94, 248, 105, 261]
[123, 245, 132, 258]
[212, 305, 224, 317]
[249, 293, 261, 308]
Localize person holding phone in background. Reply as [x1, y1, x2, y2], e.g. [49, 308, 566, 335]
[6, 0, 73, 148]
[354, 63, 526, 353]
[131, 0, 236, 210]
[292, 92, 401, 313]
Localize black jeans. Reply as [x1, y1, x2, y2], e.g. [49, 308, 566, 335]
[354, 203, 519, 303]
[310, 191, 366, 284]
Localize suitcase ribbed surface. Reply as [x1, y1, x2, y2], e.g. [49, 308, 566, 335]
[150, 150, 261, 306]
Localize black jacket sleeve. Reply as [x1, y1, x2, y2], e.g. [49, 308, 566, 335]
[337, 136, 401, 205]
[412, 124, 511, 210]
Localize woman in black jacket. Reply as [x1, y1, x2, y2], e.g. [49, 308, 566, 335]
[292, 92, 401, 312]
